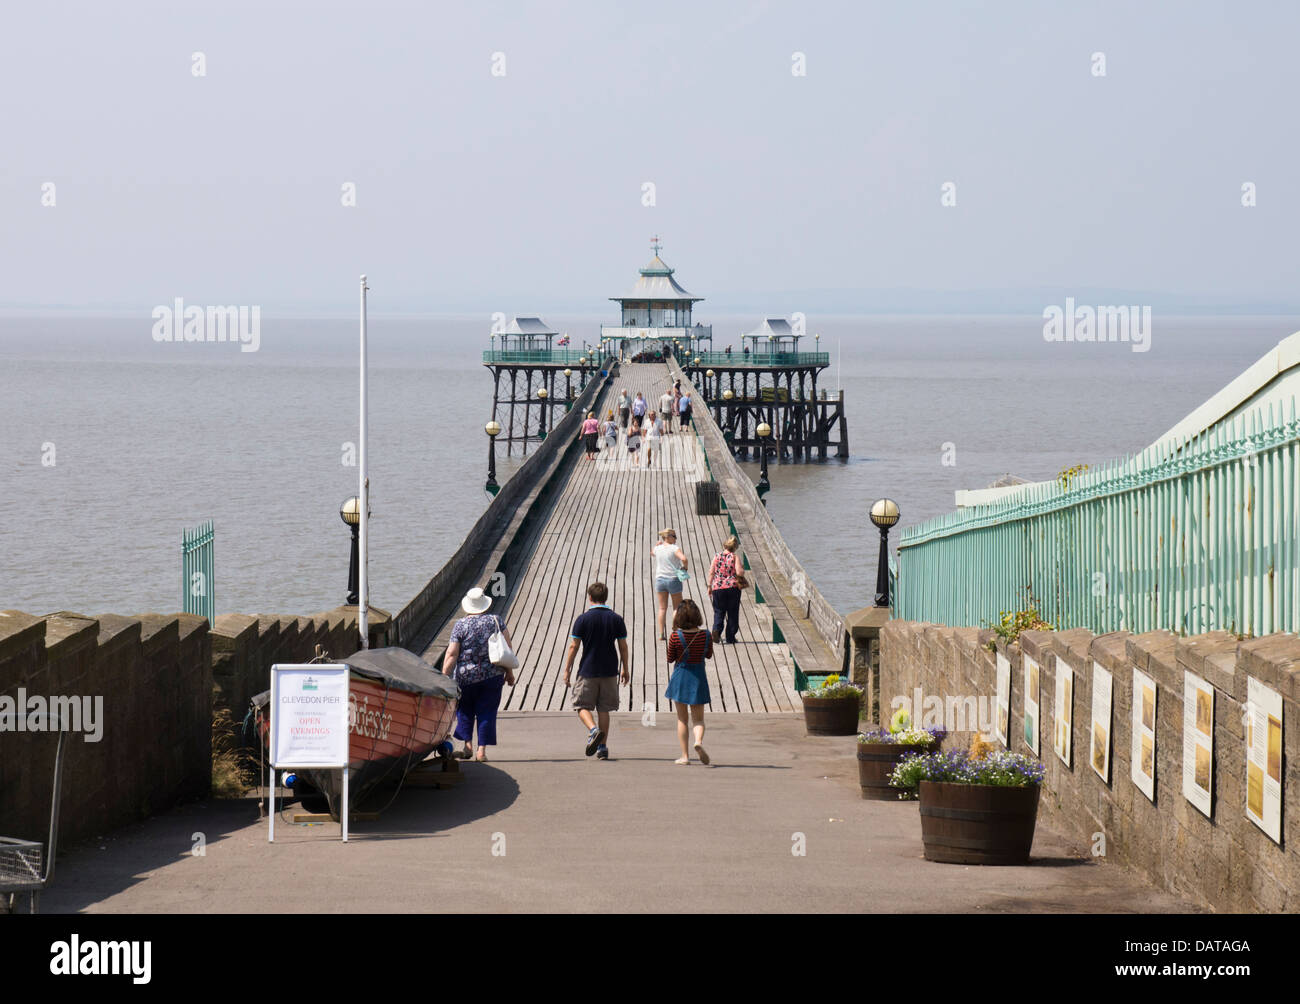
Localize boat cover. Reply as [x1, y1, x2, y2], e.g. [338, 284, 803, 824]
[342, 646, 461, 702]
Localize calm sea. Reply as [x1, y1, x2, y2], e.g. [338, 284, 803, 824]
[2, 313, 1294, 620]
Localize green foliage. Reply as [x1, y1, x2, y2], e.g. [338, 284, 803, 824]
[983, 592, 1054, 651]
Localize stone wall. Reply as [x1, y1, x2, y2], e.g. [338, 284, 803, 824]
[880, 620, 1299, 912]
[1, 604, 391, 857]
[0, 610, 211, 851]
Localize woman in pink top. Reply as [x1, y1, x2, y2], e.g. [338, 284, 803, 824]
[708, 535, 742, 644]
[580, 412, 600, 460]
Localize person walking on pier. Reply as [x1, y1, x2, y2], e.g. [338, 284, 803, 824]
[618, 388, 631, 429]
[678, 388, 693, 429]
[563, 581, 629, 760]
[581, 411, 600, 461]
[603, 410, 618, 451]
[652, 527, 688, 640]
[443, 588, 516, 762]
[658, 388, 675, 433]
[707, 535, 743, 645]
[632, 391, 647, 425]
[644, 410, 662, 467]
[665, 599, 713, 765]
[627, 415, 643, 466]
[671, 381, 682, 432]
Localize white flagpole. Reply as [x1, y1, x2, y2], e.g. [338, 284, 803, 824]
[359, 275, 370, 650]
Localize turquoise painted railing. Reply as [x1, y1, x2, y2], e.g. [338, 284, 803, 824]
[482, 349, 594, 364]
[684, 351, 829, 367]
[896, 398, 1300, 637]
[182, 520, 215, 622]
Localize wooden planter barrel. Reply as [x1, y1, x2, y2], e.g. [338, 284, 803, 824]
[856, 740, 940, 800]
[918, 781, 1040, 865]
[801, 694, 861, 736]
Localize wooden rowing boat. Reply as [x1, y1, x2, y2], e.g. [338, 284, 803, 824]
[251, 647, 460, 818]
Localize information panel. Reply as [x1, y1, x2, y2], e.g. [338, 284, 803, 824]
[270, 664, 349, 768]
[995, 652, 1011, 747]
[1131, 667, 1157, 802]
[1245, 676, 1283, 843]
[1182, 671, 1214, 819]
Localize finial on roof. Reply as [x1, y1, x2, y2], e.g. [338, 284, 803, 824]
[650, 234, 662, 257]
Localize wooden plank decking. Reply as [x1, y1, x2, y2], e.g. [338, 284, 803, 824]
[439, 363, 803, 713]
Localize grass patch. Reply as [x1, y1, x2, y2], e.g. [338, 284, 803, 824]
[211, 706, 256, 798]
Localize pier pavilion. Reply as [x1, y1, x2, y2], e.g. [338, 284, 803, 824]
[599, 238, 712, 360]
[683, 317, 848, 461]
[484, 316, 598, 454]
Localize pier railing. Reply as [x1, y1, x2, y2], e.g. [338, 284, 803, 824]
[685, 351, 829, 367]
[482, 349, 595, 365]
[895, 398, 1300, 636]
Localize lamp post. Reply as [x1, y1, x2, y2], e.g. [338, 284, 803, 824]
[756, 422, 772, 500]
[564, 368, 573, 410]
[705, 368, 714, 400]
[340, 495, 362, 604]
[537, 387, 549, 439]
[485, 420, 502, 497]
[870, 498, 900, 607]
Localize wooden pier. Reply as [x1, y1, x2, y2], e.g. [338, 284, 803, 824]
[402, 361, 844, 713]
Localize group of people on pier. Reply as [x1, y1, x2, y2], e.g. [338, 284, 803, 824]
[442, 529, 746, 766]
[579, 384, 693, 466]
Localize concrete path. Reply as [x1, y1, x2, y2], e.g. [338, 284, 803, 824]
[42, 715, 1197, 913]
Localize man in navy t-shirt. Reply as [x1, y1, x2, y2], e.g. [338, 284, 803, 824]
[563, 581, 629, 760]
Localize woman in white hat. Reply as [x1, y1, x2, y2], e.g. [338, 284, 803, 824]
[442, 587, 515, 761]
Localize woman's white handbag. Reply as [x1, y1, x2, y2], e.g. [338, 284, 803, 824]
[488, 619, 519, 670]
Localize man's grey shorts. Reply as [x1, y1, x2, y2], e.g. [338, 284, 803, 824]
[571, 674, 619, 712]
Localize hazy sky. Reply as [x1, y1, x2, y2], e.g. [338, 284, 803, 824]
[3, 1, 1298, 314]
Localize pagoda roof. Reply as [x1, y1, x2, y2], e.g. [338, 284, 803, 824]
[610, 255, 703, 303]
[502, 316, 556, 336]
[743, 318, 796, 340]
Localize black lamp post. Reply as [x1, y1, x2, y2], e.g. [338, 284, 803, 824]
[870, 498, 900, 607]
[485, 420, 501, 497]
[537, 387, 549, 439]
[340, 495, 361, 604]
[705, 368, 715, 401]
[564, 368, 573, 411]
[756, 421, 772, 500]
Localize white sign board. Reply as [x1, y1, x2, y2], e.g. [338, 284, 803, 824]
[1245, 676, 1283, 843]
[1054, 658, 1075, 767]
[994, 652, 1011, 747]
[268, 664, 351, 842]
[271, 665, 349, 767]
[1022, 655, 1040, 756]
[1090, 661, 1113, 783]
[1130, 667, 1157, 802]
[1182, 671, 1214, 819]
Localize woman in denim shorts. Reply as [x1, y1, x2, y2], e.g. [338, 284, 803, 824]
[652, 527, 688, 641]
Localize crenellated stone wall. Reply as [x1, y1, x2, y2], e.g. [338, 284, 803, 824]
[0, 604, 391, 855]
[880, 620, 1300, 912]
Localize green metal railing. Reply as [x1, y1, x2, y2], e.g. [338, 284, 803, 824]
[683, 351, 829, 368]
[182, 520, 215, 622]
[896, 398, 1300, 637]
[482, 350, 596, 364]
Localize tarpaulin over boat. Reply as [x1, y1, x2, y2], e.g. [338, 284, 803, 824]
[343, 647, 461, 702]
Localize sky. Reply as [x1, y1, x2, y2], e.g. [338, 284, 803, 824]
[2, 0, 1298, 315]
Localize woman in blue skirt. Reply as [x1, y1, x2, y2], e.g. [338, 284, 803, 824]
[665, 599, 714, 765]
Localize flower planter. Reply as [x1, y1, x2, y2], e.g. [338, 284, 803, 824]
[857, 740, 941, 800]
[801, 694, 860, 736]
[917, 780, 1040, 865]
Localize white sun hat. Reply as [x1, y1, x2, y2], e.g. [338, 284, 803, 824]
[461, 587, 493, 615]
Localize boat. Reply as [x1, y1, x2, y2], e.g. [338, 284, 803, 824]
[250, 646, 460, 818]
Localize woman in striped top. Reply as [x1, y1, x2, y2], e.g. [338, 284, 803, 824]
[664, 599, 714, 764]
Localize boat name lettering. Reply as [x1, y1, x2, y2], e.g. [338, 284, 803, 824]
[348, 694, 392, 741]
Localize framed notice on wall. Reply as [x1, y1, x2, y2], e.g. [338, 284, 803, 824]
[1182, 671, 1214, 819]
[995, 652, 1011, 747]
[1023, 655, 1040, 756]
[1131, 667, 1157, 802]
[1245, 676, 1283, 843]
[1054, 658, 1074, 767]
[1090, 662, 1113, 783]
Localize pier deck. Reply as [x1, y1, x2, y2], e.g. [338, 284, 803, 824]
[428, 363, 804, 713]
